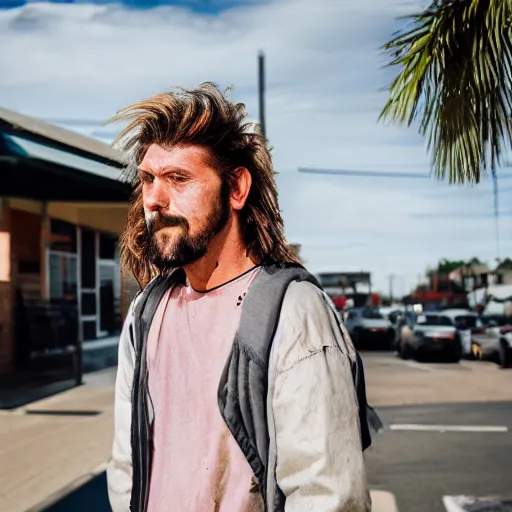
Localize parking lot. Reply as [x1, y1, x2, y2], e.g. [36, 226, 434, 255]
[363, 352, 512, 512]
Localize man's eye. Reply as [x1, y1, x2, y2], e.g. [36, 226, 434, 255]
[172, 176, 188, 184]
[140, 173, 153, 183]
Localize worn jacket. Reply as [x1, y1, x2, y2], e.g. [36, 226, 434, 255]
[107, 278, 371, 511]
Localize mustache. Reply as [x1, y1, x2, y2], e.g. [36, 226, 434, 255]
[145, 211, 189, 235]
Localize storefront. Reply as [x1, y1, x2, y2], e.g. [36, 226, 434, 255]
[0, 106, 134, 378]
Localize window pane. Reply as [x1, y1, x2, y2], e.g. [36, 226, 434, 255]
[81, 228, 96, 289]
[99, 233, 118, 260]
[50, 219, 76, 253]
[49, 252, 77, 300]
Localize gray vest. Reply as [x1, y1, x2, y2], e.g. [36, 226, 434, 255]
[129, 264, 371, 512]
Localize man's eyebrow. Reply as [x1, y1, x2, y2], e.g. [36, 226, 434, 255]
[137, 165, 192, 175]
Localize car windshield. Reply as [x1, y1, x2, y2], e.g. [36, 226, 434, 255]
[454, 315, 481, 329]
[417, 315, 453, 326]
[482, 316, 510, 327]
[361, 307, 384, 319]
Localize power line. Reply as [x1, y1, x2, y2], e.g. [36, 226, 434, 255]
[298, 167, 429, 179]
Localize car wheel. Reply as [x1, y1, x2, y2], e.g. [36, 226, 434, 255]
[498, 339, 511, 369]
[400, 341, 412, 360]
[447, 342, 462, 363]
[351, 329, 361, 349]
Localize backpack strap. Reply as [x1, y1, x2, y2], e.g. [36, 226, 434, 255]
[235, 263, 318, 366]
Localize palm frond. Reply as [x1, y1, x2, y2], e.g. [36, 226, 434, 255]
[379, 0, 512, 184]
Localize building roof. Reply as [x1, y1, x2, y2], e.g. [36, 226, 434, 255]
[0, 107, 132, 202]
[0, 106, 126, 167]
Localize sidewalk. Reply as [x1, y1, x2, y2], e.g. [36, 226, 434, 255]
[0, 367, 398, 512]
[0, 369, 116, 512]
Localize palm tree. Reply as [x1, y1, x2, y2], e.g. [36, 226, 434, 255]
[379, 0, 512, 185]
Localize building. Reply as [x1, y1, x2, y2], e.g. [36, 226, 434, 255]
[0, 107, 133, 380]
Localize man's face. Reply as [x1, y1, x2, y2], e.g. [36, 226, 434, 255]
[139, 144, 230, 269]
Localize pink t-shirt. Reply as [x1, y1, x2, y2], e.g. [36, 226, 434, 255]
[146, 267, 264, 512]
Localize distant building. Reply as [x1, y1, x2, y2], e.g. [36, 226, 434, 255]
[288, 243, 303, 262]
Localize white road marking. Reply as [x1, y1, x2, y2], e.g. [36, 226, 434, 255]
[443, 495, 512, 511]
[443, 496, 469, 512]
[393, 359, 434, 371]
[389, 424, 508, 433]
[388, 357, 477, 372]
[370, 490, 399, 512]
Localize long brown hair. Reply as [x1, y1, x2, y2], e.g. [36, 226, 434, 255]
[111, 82, 300, 288]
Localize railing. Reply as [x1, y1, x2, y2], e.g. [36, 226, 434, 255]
[15, 298, 79, 382]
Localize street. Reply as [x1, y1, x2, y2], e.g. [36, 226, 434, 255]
[30, 353, 512, 511]
[364, 352, 512, 512]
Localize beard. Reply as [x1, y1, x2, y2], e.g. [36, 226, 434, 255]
[143, 182, 230, 270]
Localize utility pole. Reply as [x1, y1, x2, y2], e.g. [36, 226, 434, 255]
[492, 170, 500, 264]
[388, 274, 394, 304]
[258, 50, 266, 139]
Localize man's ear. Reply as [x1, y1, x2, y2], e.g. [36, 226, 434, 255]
[229, 167, 252, 211]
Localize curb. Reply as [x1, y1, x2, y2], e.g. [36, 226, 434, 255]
[24, 461, 109, 512]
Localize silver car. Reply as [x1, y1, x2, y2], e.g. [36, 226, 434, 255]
[398, 309, 481, 362]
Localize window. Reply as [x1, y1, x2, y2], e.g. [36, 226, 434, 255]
[49, 252, 77, 301]
[81, 228, 96, 289]
[361, 307, 384, 319]
[99, 233, 118, 260]
[454, 315, 481, 329]
[50, 219, 76, 253]
[417, 315, 453, 326]
[98, 231, 121, 336]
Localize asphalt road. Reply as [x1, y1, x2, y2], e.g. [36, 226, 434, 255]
[366, 401, 512, 512]
[45, 352, 512, 512]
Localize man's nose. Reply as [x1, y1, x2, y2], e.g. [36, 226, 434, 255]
[143, 178, 169, 213]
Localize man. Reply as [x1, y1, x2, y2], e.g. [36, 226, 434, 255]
[107, 82, 371, 512]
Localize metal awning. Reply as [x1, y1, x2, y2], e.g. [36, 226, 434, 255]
[0, 132, 132, 202]
[0, 106, 126, 168]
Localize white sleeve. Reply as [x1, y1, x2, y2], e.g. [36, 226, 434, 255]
[272, 282, 371, 511]
[107, 301, 137, 512]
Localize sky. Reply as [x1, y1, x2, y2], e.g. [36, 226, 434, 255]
[2, 0, 512, 295]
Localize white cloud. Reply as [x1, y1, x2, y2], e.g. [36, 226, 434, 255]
[1, 0, 509, 294]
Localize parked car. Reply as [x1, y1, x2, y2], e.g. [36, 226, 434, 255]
[345, 306, 395, 350]
[471, 315, 512, 368]
[438, 308, 483, 358]
[398, 309, 482, 362]
[378, 306, 403, 326]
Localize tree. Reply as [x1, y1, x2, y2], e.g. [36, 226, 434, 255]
[435, 258, 467, 274]
[379, 0, 512, 184]
[496, 256, 512, 269]
[429, 257, 483, 275]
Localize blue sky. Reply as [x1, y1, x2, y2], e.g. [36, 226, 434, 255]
[2, 0, 511, 295]
[0, 0, 258, 11]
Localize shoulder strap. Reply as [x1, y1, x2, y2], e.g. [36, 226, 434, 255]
[236, 263, 319, 364]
